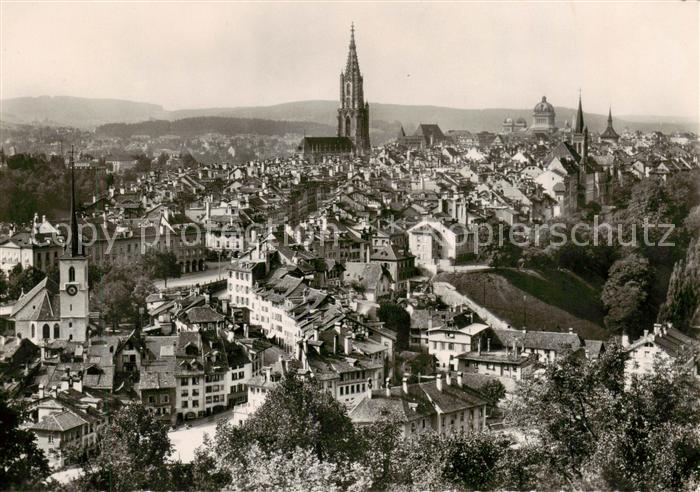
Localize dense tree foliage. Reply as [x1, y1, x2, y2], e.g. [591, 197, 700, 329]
[69, 404, 173, 492]
[0, 269, 7, 299]
[508, 345, 700, 490]
[377, 302, 410, 349]
[209, 374, 358, 464]
[0, 153, 108, 223]
[658, 236, 700, 333]
[7, 265, 47, 300]
[143, 250, 181, 288]
[96, 117, 333, 139]
[0, 389, 50, 489]
[601, 253, 654, 337]
[92, 262, 155, 329]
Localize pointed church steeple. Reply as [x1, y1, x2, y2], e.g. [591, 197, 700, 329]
[601, 106, 620, 143]
[66, 146, 83, 257]
[345, 23, 361, 77]
[574, 93, 585, 133]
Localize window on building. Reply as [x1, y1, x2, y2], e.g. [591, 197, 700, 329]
[69, 266, 75, 282]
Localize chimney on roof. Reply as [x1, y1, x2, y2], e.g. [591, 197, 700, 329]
[344, 336, 353, 355]
[406, 279, 411, 300]
[264, 366, 271, 382]
[50, 385, 58, 398]
[366, 378, 373, 399]
[38, 384, 45, 399]
[402, 376, 409, 394]
[487, 337, 491, 352]
[568, 327, 573, 334]
[436, 373, 443, 392]
[280, 358, 288, 374]
[385, 377, 391, 397]
[457, 371, 463, 388]
[621, 332, 630, 347]
[445, 372, 452, 386]
[333, 334, 339, 354]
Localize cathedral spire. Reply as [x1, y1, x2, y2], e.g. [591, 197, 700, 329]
[574, 92, 585, 133]
[607, 106, 613, 125]
[345, 23, 360, 76]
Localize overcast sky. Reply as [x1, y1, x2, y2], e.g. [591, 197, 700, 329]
[1, 2, 698, 119]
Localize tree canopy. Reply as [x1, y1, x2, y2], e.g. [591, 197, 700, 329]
[0, 389, 50, 489]
[73, 404, 173, 492]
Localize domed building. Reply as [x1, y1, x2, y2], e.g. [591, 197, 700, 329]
[530, 96, 556, 133]
[502, 116, 528, 134]
[502, 117, 514, 133]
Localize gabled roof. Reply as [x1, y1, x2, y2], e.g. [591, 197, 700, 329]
[30, 410, 87, 432]
[10, 277, 60, 321]
[343, 262, 392, 290]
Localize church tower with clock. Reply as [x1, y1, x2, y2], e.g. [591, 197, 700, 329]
[59, 150, 89, 342]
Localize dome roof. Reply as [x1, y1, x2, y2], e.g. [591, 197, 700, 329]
[503, 117, 513, 124]
[515, 117, 527, 124]
[534, 96, 555, 114]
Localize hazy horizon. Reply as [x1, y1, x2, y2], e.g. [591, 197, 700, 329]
[1, 2, 698, 120]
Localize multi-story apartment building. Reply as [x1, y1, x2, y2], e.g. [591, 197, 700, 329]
[26, 386, 116, 468]
[0, 214, 65, 275]
[83, 217, 207, 274]
[407, 218, 476, 270]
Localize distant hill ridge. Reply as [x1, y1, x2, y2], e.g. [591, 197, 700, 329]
[96, 116, 336, 138]
[1, 95, 696, 134]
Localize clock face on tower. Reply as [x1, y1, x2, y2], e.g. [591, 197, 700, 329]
[66, 284, 78, 296]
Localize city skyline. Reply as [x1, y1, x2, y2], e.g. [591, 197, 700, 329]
[1, 2, 698, 120]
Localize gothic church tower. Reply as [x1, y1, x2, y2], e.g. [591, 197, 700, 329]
[337, 24, 370, 155]
[571, 93, 587, 157]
